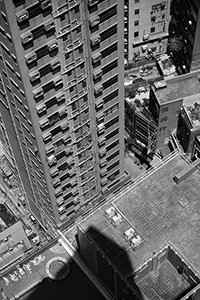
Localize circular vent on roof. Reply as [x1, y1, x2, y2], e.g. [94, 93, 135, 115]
[45, 257, 70, 280]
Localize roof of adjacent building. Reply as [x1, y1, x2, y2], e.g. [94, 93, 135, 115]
[78, 151, 200, 279]
[0, 241, 71, 300]
[153, 71, 200, 104]
[0, 222, 32, 271]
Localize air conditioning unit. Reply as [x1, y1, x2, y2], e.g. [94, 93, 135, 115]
[92, 52, 102, 64]
[50, 58, 61, 70]
[69, 0, 77, 8]
[32, 87, 44, 99]
[99, 148, 106, 158]
[54, 187, 63, 197]
[105, 206, 115, 219]
[143, 34, 149, 41]
[20, 31, 33, 44]
[56, 92, 65, 103]
[71, 19, 78, 29]
[45, 145, 54, 155]
[59, 25, 71, 35]
[88, 0, 99, 6]
[97, 123, 105, 135]
[52, 178, 61, 188]
[100, 167, 107, 177]
[96, 113, 104, 124]
[42, 132, 52, 142]
[50, 167, 59, 178]
[47, 40, 58, 51]
[94, 84, 103, 95]
[60, 121, 69, 131]
[95, 98, 103, 110]
[89, 15, 100, 27]
[93, 69, 102, 80]
[130, 235, 142, 248]
[58, 206, 65, 214]
[111, 213, 122, 227]
[98, 137, 106, 147]
[124, 228, 135, 241]
[53, 76, 63, 87]
[99, 158, 107, 168]
[66, 44, 74, 53]
[101, 186, 108, 194]
[74, 39, 82, 48]
[56, 197, 64, 206]
[29, 70, 40, 82]
[101, 177, 108, 186]
[47, 154, 57, 166]
[16, 9, 29, 23]
[90, 34, 101, 46]
[44, 19, 55, 31]
[58, 106, 67, 117]
[40, 0, 52, 10]
[36, 103, 46, 114]
[39, 118, 49, 129]
[25, 52, 37, 64]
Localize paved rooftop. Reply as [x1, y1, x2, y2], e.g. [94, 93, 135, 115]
[79, 151, 200, 280]
[154, 71, 200, 104]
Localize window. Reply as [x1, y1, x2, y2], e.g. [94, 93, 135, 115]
[102, 59, 118, 75]
[151, 16, 156, 22]
[1, 43, 10, 56]
[135, 0, 139, 3]
[135, 9, 139, 15]
[134, 31, 139, 37]
[14, 93, 22, 104]
[107, 150, 119, 162]
[5, 61, 15, 74]
[101, 42, 117, 59]
[11, 54, 17, 64]
[1, 12, 8, 24]
[150, 27, 155, 33]
[100, 24, 117, 42]
[103, 75, 118, 90]
[0, 26, 5, 37]
[134, 20, 139, 26]
[105, 116, 119, 129]
[99, 5, 117, 23]
[107, 160, 119, 171]
[10, 78, 19, 90]
[103, 89, 118, 104]
[106, 140, 119, 152]
[6, 34, 12, 44]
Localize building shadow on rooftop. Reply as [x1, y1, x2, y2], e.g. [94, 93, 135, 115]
[21, 225, 144, 300]
[77, 225, 144, 300]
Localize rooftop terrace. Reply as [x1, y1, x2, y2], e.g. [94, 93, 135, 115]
[79, 151, 200, 287]
[153, 71, 200, 104]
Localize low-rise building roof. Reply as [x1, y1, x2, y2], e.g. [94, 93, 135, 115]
[152, 71, 200, 104]
[78, 151, 200, 280]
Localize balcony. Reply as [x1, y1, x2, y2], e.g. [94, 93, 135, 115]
[53, 0, 80, 18]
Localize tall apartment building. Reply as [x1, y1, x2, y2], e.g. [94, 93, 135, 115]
[0, 0, 124, 231]
[125, 0, 171, 62]
[169, 0, 200, 74]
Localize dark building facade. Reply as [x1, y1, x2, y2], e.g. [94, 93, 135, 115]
[169, 0, 200, 74]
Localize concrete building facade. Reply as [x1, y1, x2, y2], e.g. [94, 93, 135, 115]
[126, 0, 171, 62]
[0, 0, 125, 231]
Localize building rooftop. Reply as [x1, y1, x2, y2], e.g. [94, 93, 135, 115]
[78, 151, 200, 282]
[153, 71, 200, 104]
[0, 241, 71, 299]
